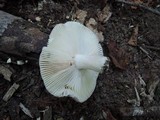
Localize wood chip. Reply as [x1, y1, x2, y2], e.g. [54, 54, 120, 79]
[0, 65, 12, 81]
[19, 103, 33, 118]
[3, 83, 19, 101]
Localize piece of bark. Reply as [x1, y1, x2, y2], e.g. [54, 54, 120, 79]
[3, 83, 19, 102]
[0, 10, 48, 62]
[0, 11, 20, 36]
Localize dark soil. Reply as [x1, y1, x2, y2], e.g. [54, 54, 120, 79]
[0, 0, 160, 120]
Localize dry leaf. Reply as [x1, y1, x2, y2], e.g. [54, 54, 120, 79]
[107, 41, 130, 70]
[74, 9, 87, 24]
[97, 4, 112, 23]
[128, 25, 139, 46]
[86, 18, 104, 42]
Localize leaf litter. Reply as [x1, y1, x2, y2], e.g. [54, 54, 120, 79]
[107, 41, 131, 70]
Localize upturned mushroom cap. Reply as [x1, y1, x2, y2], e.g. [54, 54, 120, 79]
[39, 21, 108, 102]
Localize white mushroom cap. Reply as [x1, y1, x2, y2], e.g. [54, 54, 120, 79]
[39, 21, 108, 102]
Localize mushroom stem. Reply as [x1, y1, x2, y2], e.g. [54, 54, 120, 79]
[74, 54, 107, 72]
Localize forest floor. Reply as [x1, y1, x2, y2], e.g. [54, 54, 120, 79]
[0, 0, 160, 120]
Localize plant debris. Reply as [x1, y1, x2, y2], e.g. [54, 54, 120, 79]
[97, 4, 112, 23]
[0, 65, 12, 81]
[128, 24, 139, 46]
[19, 103, 33, 118]
[86, 18, 104, 42]
[3, 83, 19, 102]
[74, 9, 87, 23]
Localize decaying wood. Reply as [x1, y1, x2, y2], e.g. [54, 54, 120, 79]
[0, 10, 48, 63]
[0, 11, 20, 36]
[3, 83, 19, 102]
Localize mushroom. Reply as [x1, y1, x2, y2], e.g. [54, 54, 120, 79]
[39, 21, 109, 102]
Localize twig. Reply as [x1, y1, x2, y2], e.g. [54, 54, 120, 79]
[144, 45, 160, 51]
[148, 79, 160, 100]
[138, 75, 146, 87]
[139, 46, 152, 60]
[127, 79, 141, 106]
[134, 87, 141, 106]
[115, 0, 160, 16]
